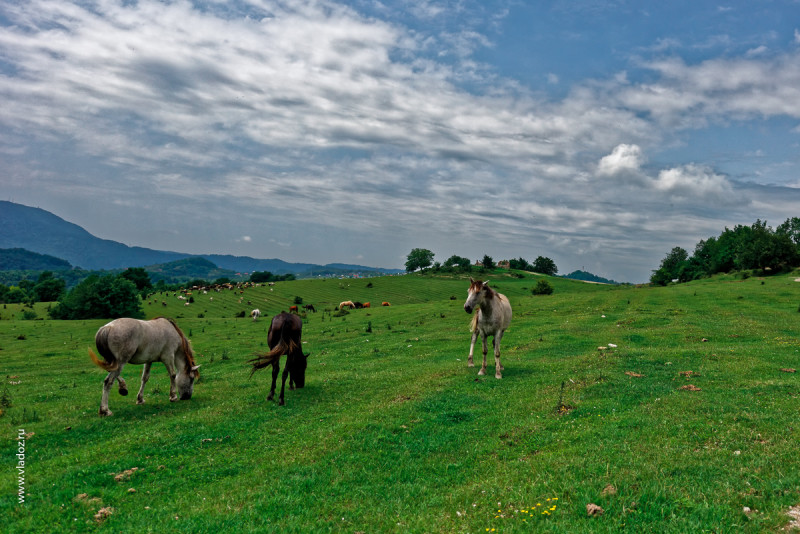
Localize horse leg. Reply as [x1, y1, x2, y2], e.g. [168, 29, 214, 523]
[493, 332, 505, 379]
[287, 355, 295, 390]
[267, 361, 280, 402]
[164, 362, 179, 402]
[478, 334, 489, 376]
[100, 367, 123, 416]
[136, 363, 152, 404]
[116, 375, 129, 396]
[278, 365, 290, 406]
[468, 331, 478, 367]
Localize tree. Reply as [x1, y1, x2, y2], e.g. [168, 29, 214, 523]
[50, 274, 144, 320]
[33, 271, 66, 302]
[777, 217, 800, 247]
[532, 256, 558, 276]
[480, 255, 494, 270]
[650, 247, 688, 286]
[508, 257, 533, 271]
[120, 267, 153, 294]
[443, 255, 471, 271]
[405, 248, 435, 272]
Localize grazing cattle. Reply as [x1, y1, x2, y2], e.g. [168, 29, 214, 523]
[89, 317, 200, 416]
[363, 302, 371, 308]
[251, 309, 261, 321]
[248, 313, 308, 406]
[464, 278, 512, 379]
[382, 302, 391, 306]
[289, 305, 299, 313]
[339, 301, 355, 310]
[303, 304, 316, 313]
[162, 301, 167, 307]
[353, 302, 364, 309]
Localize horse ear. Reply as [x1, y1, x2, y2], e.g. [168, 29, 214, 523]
[469, 277, 475, 283]
[191, 365, 201, 371]
[482, 281, 489, 288]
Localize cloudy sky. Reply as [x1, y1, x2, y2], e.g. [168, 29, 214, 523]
[2, 0, 800, 282]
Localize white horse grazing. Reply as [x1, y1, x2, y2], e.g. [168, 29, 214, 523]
[464, 278, 512, 379]
[89, 317, 200, 416]
[251, 309, 261, 321]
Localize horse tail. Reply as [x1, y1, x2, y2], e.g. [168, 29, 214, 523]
[89, 326, 120, 372]
[469, 312, 479, 333]
[248, 318, 299, 376]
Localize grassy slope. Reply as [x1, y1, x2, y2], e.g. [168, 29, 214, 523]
[1, 271, 799, 533]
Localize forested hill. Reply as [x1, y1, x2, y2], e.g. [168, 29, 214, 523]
[0, 248, 72, 271]
[0, 201, 186, 269]
[561, 270, 619, 285]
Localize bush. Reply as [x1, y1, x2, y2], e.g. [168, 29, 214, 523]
[531, 279, 554, 295]
[50, 274, 143, 320]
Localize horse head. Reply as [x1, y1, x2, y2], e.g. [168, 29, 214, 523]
[290, 353, 309, 389]
[464, 278, 489, 314]
[176, 364, 200, 400]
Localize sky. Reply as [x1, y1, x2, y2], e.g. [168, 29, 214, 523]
[2, 1, 800, 283]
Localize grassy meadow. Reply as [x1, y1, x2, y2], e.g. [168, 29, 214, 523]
[2, 270, 800, 532]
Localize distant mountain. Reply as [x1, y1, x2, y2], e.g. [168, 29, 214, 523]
[0, 201, 402, 276]
[0, 248, 72, 271]
[561, 270, 619, 285]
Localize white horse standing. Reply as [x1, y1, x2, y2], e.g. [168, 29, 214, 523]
[89, 317, 200, 416]
[464, 278, 512, 379]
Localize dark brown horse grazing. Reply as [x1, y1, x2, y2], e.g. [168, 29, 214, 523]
[248, 312, 308, 405]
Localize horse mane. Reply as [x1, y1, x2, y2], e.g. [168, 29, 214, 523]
[154, 317, 198, 372]
[470, 279, 495, 300]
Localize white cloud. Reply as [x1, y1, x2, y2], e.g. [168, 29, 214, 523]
[654, 164, 733, 198]
[597, 144, 644, 176]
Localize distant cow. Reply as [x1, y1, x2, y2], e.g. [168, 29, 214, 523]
[289, 305, 299, 314]
[382, 302, 391, 306]
[363, 302, 371, 308]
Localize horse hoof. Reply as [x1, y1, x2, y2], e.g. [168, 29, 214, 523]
[119, 387, 129, 396]
[495, 374, 503, 379]
[169, 396, 178, 402]
[477, 369, 486, 376]
[468, 362, 475, 368]
[136, 398, 145, 405]
[99, 409, 112, 417]
[279, 400, 285, 406]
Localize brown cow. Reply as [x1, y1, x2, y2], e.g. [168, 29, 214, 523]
[363, 302, 371, 308]
[382, 302, 391, 306]
[289, 305, 299, 313]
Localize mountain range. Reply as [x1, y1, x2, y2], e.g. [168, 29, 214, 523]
[0, 201, 403, 276]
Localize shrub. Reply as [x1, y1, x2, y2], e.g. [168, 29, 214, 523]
[532, 279, 554, 295]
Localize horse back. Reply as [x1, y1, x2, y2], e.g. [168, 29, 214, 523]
[268, 312, 303, 353]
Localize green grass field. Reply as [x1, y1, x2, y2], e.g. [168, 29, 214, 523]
[2, 271, 799, 532]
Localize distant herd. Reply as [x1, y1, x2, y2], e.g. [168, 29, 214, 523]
[89, 279, 510, 414]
